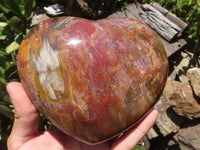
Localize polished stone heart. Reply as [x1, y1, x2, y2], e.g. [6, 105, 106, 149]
[17, 17, 168, 144]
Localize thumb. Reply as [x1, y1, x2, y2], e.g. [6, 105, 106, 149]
[6, 82, 40, 146]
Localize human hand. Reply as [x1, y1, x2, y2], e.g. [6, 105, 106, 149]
[6, 82, 158, 150]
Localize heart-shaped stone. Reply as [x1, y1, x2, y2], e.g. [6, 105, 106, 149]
[17, 17, 168, 144]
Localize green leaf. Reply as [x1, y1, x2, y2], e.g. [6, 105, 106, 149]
[0, 54, 8, 60]
[133, 145, 145, 150]
[0, 35, 6, 40]
[0, 76, 6, 84]
[0, 13, 8, 22]
[14, 33, 23, 44]
[197, 7, 200, 15]
[0, 105, 14, 118]
[0, 50, 7, 55]
[24, 0, 36, 19]
[177, 0, 182, 8]
[188, 0, 192, 5]
[0, 3, 10, 14]
[8, 16, 24, 33]
[5, 41, 19, 53]
[19, 4, 25, 16]
[2, 0, 22, 17]
[0, 68, 6, 83]
[177, 0, 193, 8]
[5, 64, 18, 81]
[0, 22, 7, 27]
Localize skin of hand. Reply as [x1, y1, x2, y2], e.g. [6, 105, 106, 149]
[6, 82, 158, 150]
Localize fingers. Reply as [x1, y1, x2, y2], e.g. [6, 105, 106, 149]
[111, 109, 158, 150]
[6, 82, 40, 147]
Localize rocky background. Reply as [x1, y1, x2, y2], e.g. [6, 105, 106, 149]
[145, 51, 200, 150]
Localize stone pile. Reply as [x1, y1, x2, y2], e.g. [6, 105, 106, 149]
[145, 51, 200, 150]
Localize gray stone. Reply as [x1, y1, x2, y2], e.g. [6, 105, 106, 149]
[153, 79, 186, 136]
[173, 51, 200, 83]
[177, 119, 200, 150]
[174, 51, 191, 83]
[167, 138, 180, 149]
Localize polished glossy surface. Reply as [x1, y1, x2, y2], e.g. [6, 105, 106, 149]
[17, 17, 168, 144]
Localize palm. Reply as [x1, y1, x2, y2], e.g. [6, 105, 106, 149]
[17, 126, 112, 150]
[6, 82, 158, 150]
[13, 131, 67, 150]
[14, 130, 111, 150]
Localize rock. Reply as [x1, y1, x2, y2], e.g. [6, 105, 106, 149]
[146, 127, 159, 139]
[169, 82, 200, 119]
[31, 13, 50, 26]
[167, 138, 181, 150]
[187, 67, 200, 97]
[152, 79, 186, 136]
[142, 135, 150, 150]
[154, 96, 186, 136]
[173, 50, 200, 83]
[176, 119, 200, 150]
[148, 132, 178, 150]
[17, 17, 169, 144]
[43, 3, 64, 16]
[174, 51, 191, 83]
[163, 79, 183, 100]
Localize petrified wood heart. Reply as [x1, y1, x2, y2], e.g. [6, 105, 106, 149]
[17, 17, 168, 144]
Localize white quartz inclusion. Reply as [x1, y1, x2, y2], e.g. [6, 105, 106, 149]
[32, 37, 64, 100]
